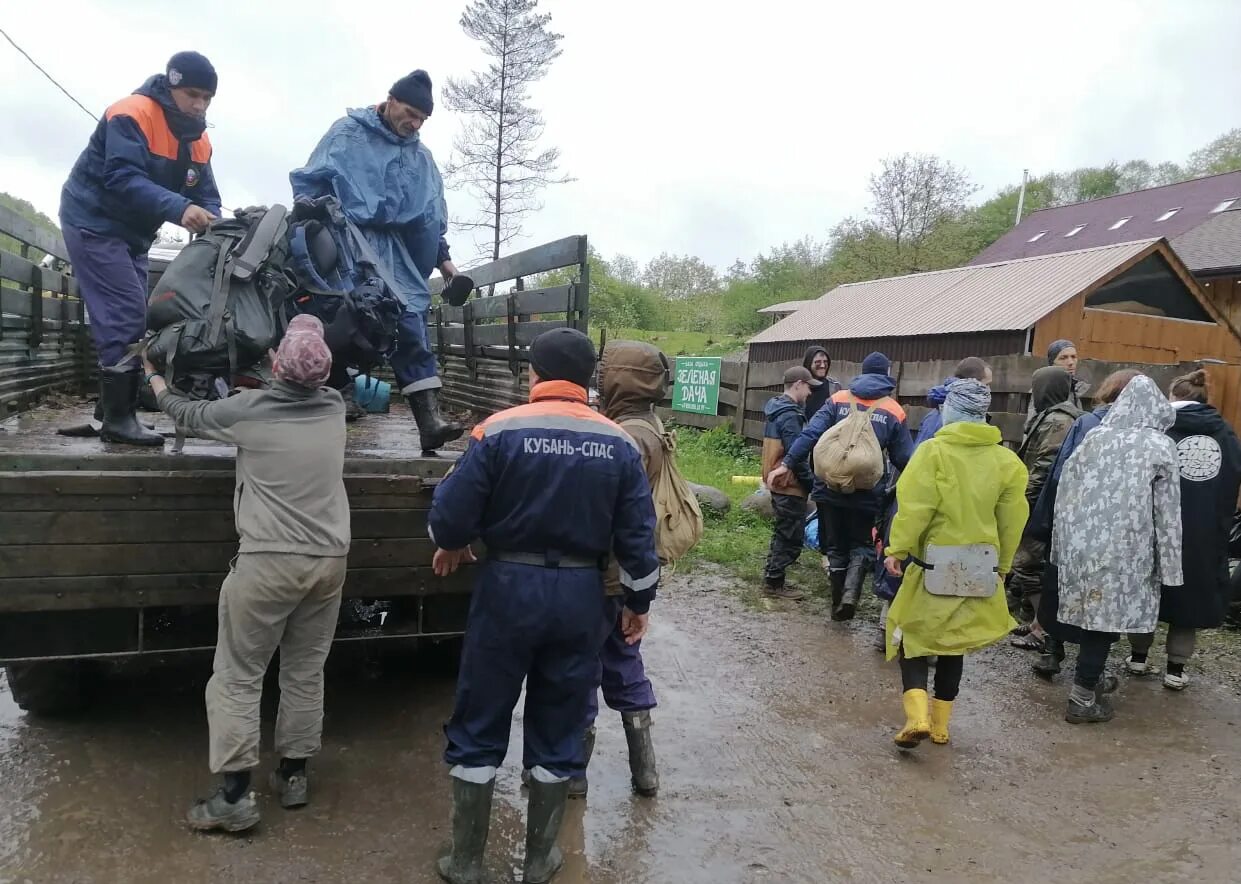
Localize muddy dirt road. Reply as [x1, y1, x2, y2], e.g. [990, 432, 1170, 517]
[2, 569, 1239, 884]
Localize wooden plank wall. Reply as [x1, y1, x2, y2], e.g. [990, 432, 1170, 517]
[434, 236, 589, 415]
[0, 214, 93, 417]
[1200, 274, 1241, 332]
[0, 470, 470, 614]
[1033, 298, 1241, 430]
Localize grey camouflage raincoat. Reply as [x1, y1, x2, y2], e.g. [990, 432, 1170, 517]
[1051, 375, 1184, 633]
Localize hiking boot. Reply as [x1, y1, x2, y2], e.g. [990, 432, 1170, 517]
[894, 689, 931, 748]
[268, 769, 309, 809]
[1065, 694, 1114, 725]
[99, 368, 163, 447]
[1033, 638, 1066, 679]
[569, 726, 596, 799]
[1126, 655, 1153, 676]
[408, 389, 465, 454]
[1095, 675, 1119, 698]
[763, 581, 805, 601]
[929, 698, 953, 745]
[828, 571, 846, 620]
[186, 787, 260, 833]
[437, 775, 495, 884]
[622, 710, 659, 797]
[523, 775, 569, 884]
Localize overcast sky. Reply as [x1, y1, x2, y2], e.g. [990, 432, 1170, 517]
[2, 0, 1240, 271]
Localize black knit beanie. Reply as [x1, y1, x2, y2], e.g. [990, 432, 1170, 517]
[390, 70, 434, 115]
[166, 51, 218, 94]
[530, 328, 597, 390]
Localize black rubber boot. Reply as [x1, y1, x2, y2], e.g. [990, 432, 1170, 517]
[437, 776, 495, 884]
[408, 389, 465, 454]
[837, 557, 866, 621]
[523, 776, 569, 884]
[339, 382, 365, 423]
[829, 571, 846, 620]
[94, 396, 155, 429]
[568, 726, 595, 799]
[622, 710, 659, 797]
[99, 368, 163, 446]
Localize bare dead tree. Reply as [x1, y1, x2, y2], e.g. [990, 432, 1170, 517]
[867, 153, 976, 271]
[443, 0, 570, 261]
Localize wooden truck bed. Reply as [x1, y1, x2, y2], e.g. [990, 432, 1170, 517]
[0, 396, 472, 662]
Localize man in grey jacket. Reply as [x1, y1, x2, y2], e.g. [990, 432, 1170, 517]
[143, 315, 350, 833]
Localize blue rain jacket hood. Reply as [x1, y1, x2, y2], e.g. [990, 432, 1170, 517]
[289, 106, 447, 312]
[849, 372, 897, 400]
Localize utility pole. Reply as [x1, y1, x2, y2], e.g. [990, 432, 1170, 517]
[1014, 168, 1029, 226]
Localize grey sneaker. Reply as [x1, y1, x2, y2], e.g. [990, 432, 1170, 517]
[269, 770, 309, 809]
[187, 788, 260, 832]
[1163, 670, 1189, 691]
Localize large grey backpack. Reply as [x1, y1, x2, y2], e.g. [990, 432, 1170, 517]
[143, 205, 292, 382]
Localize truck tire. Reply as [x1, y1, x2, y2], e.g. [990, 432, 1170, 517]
[4, 662, 85, 716]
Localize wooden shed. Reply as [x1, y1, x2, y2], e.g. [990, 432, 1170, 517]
[747, 238, 1241, 427]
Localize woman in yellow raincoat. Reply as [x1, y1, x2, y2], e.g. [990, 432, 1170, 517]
[883, 379, 1028, 748]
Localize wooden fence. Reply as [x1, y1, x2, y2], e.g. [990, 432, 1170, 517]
[0, 205, 92, 418]
[431, 235, 589, 413]
[652, 354, 1241, 446]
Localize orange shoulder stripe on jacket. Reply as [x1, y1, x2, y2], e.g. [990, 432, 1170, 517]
[106, 95, 179, 160]
[190, 131, 211, 163]
[829, 389, 906, 421]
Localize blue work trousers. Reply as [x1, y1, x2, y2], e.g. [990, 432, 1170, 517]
[391, 304, 440, 394]
[444, 561, 609, 779]
[61, 224, 148, 371]
[585, 598, 657, 727]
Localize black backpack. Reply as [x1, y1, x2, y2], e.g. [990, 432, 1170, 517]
[287, 277, 402, 376]
[143, 205, 292, 382]
[283, 197, 403, 376]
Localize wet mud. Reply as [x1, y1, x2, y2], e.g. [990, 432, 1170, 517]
[2, 567, 1239, 883]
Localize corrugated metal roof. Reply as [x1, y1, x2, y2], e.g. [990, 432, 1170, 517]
[970, 170, 1241, 266]
[1170, 208, 1241, 274]
[748, 239, 1159, 344]
[757, 299, 816, 314]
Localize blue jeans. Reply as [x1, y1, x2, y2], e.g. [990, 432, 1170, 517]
[390, 304, 441, 394]
[61, 224, 148, 371]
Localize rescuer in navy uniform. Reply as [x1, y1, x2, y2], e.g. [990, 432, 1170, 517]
[428, 327, 660, 884]
[60, 51, 222, 446]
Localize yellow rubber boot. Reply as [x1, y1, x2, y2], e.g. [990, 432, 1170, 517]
[893, 689, 931, 748]
[929, 698, 953, 745]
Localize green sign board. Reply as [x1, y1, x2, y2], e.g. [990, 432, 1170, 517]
[672, 356, 723, 416]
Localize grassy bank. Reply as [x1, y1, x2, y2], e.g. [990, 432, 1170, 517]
[590, 328, 745, 358]
[669, 425, 846, 611]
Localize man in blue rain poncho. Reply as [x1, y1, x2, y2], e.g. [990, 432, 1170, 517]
[290, 70, 464, 453]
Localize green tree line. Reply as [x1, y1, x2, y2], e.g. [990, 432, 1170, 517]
[565, 128, 1241, 339]
[0, 192, 60, 263]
